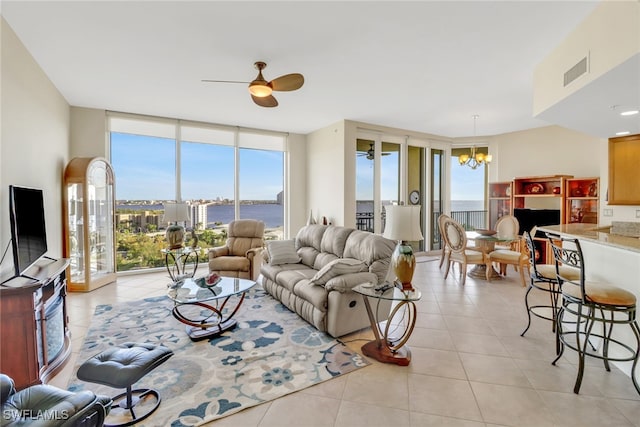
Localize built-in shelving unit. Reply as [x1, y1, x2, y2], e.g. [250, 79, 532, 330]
[565, 177, 599, 224]
[488, 181, 512, 230]
[511, 175, 573, 264]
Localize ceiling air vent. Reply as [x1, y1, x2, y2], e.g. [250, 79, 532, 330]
[564, 56, 588, 87]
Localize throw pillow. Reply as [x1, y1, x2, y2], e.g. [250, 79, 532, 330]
[267, 240, 301, 265]
[310, 258, 367, 285]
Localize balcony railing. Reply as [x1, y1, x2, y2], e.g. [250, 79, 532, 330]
[356, 209, 487, 251]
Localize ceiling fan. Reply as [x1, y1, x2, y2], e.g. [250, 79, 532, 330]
[202, 61, 304, 108]
[357, 143, 391, 160]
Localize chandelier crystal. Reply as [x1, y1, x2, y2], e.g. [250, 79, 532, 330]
[459, 115, 492, 170]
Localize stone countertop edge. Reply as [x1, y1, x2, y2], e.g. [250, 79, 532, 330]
[537, 223, 640, 254]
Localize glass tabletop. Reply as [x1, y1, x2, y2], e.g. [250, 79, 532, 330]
[466, 231, 518, 242]
[352, 283, 422, 301]
[162, 247, 201, 255]
[167, 276, 256, 304]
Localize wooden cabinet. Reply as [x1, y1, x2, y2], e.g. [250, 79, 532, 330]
[488, 181, 512, 230]
[609, 134, 640, 205]
[0, 258, 70, 390]
[565, 177, 599, 224]
[63, 157, 117, 292]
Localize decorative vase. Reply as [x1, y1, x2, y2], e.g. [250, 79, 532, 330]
[306, 210, 316, 225]
[392, 241, 416, 291]
[166, 224, 185, 249]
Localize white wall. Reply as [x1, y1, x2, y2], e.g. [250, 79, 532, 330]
[0, 18, 70, 278]
[70, 107, 108, 158]
[533, 1, 639, 116]
[306, 121, 347, 227]
[488, 125, 601, 182]
[286, 132, 307, 237]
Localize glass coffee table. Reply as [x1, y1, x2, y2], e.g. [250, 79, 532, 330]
[167, 276, 257, 341]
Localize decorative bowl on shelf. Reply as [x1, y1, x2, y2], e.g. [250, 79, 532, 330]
[526, 183, 545, 194]
[474, 229, 497, 236]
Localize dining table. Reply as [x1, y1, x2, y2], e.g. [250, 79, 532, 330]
[465, 231, 519, 280]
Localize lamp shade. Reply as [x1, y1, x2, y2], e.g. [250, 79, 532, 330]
[383, 205, 424, 242]
[163, 202, 190, 223]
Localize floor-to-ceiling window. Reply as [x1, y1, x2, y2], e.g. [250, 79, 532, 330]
[109, 114, 286, 272]
[450, 147, 488, 230]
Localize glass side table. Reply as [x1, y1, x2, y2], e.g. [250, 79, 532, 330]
[353, 282, 421, 366]
[162, 247, 200, 282]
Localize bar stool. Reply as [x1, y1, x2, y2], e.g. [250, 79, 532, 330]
[547, 233, 640, 395]
[520, 229, 580, 353]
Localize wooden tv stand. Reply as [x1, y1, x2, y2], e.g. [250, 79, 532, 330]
[0, 257, 71, 390]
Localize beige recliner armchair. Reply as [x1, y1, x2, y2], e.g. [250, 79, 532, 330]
[208, 219, 265, 280]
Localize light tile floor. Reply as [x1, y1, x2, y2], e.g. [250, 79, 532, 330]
[50, 258, 640, 426]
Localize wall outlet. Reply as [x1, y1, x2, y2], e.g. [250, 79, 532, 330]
[603, 208, 613, 217]
[636, 210, 640, 218]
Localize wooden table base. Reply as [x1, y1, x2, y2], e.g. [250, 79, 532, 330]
[361, 340, 412, 366]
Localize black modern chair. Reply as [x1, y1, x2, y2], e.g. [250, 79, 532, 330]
[547, 232, 640, 395]
[1, 373, 111, 426]
[520, 228, 580, 352]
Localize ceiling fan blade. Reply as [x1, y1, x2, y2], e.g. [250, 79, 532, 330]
[201, 79, 249, 84]
[270, 73, 304, 91]
[252, 94, 278, 108]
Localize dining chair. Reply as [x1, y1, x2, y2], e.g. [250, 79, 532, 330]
[494, 214, 520, 251]
[547, 232, 640, 395]
[487, 233, 529, 287]
[437, 213, 451, 269]
[442, 218, 489, 285]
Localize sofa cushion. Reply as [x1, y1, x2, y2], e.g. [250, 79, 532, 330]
[310, 258, 367, 285]
[261, 262, 307, 283]
[343, 230, 396, 283]
[295, 225, 327, 267]
[320, 226, 355, 258]
[274, 268, 317, 294]
[267, 240, 301, 265]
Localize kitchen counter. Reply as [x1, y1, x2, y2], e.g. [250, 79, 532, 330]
[537, 223, 640, 253]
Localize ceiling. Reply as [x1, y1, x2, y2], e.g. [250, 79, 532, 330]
[5, 0, 633, 139]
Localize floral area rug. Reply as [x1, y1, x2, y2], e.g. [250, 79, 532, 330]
[67, 286, 369, 426]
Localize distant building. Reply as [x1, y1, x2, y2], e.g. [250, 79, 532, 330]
[116, 211, 159, 232]
[276, 191, 283, 205]
[189, 203, 208, 230]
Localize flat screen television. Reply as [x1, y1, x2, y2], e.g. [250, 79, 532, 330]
[9, 185, 48, 277]
[513, 208, 561, 237]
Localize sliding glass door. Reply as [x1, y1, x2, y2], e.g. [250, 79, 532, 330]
[355, 135, 401, 234]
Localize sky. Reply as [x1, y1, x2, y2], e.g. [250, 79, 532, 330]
[110, 133, 283, 201]
[112, 132, 484, 203]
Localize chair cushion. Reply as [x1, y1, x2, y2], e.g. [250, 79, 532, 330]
[267, 240, 301, 265]
[536, 264, 580, 281]
[563, 281, 637, 307]
[210, 255, 250, 271]
[451, 249, 484, 263]
[489, 249, 524, 263]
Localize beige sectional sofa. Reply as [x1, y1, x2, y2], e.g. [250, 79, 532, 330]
[260, 224, 396, 337]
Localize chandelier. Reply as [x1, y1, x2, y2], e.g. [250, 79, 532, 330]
[459, 115, 492, 170]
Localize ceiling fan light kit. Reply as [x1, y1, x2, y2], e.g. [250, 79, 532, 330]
[204, 61, 304, 108]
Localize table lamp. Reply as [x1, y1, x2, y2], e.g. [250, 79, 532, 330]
[383, 205, 424, 291]
[164, 202, 190, 249]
